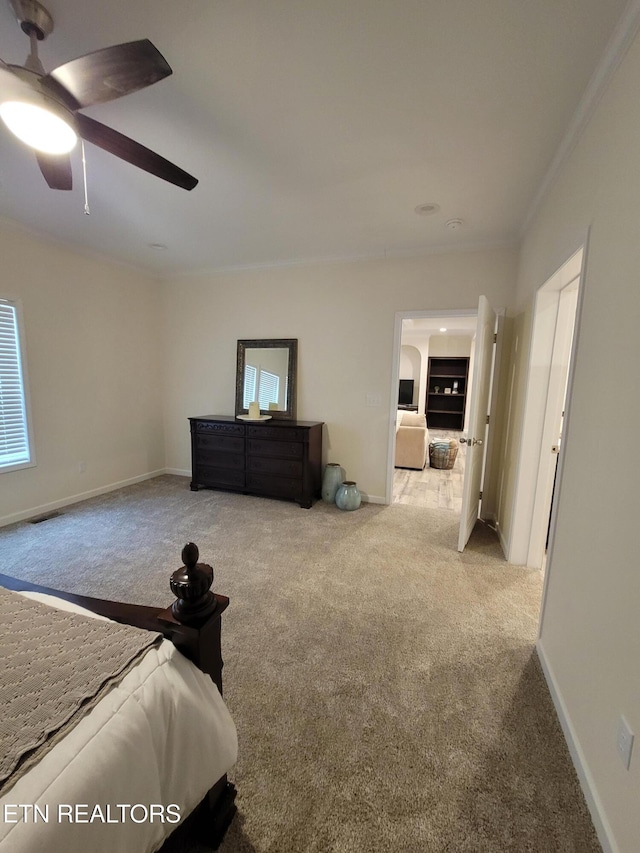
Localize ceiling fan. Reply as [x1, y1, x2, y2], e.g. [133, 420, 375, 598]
[0, 0, 198, 191]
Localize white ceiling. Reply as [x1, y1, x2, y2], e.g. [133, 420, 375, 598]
[0, 0, 630, 276]
[402, 316, 479, 339]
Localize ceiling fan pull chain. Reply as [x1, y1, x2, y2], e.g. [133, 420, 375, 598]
[81, 140, 90, 215]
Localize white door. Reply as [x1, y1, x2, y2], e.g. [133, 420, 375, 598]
[526, 279, 579, 566]
[457, 296, 497, 552]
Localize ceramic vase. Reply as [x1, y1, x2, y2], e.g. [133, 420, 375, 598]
[322, 463, 344, 503]
[335, 481, 361, 511]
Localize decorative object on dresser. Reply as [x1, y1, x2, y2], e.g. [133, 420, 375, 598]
[190, 415, 323, 508]
[235, 338, 298, 420]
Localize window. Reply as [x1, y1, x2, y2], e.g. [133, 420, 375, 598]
[243, 364, 280, 410]
[0, 299, 33, 472]
[257, 370, 279, 409]
[243, 364, 257, 408]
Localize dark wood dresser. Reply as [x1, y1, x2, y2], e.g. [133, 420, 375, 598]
[189, 416, 323, 508]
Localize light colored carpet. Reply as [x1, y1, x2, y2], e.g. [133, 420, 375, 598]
[0, 475, 600, 852]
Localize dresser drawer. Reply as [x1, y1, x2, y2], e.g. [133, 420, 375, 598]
[247, 425, 306, 442]
[195, 449, 244, 471]
[247, 455, 303, 477]
[196, 464, 245, 489]
[246, 472, 300, 499]
[247, 439, 303, 459]
[196, 421, 244, 437]
[196, 433, 244, 454]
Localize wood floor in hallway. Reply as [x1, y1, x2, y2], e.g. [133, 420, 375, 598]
[393, 431, 466, 511]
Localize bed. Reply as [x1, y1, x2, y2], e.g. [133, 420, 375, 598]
[0, 543, 238, 853]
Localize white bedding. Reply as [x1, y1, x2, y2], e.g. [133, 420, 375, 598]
[0, 592, 238, 853]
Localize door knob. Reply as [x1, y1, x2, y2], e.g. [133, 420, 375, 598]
[472, 438, 483, 446]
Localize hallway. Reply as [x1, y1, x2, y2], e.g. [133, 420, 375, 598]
[393, 431, 466, 511]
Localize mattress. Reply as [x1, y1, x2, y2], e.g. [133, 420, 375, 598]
[0, 592, 238, 853]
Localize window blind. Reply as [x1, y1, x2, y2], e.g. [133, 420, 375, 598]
[243, 364, 279, 410]
[258, 370, 279, 409]
[243, 364, 257, 408]
[0, 301, 30, 469]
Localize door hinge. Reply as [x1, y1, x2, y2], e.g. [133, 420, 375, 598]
[486, 415, 490, 425]
[479, 490, 483, 500]
[493, 333, 497, 344]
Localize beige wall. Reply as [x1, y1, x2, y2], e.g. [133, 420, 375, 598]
[497, 26, 640, 853]
[161, 248, 517, 500]
[428, 335, 472, 357]
[0, 221, 164, 526]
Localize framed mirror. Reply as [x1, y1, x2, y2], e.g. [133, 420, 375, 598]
[235, 339, 298, 420]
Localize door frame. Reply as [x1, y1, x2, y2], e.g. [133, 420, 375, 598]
[526, 276, 580, 567]
[506, 243, 587, 568]
[386, 307, 478, 506]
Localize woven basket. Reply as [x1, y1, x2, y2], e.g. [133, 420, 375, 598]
[429, 439, 458, 470]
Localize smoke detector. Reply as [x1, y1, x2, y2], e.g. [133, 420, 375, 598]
[445, 218, 464, 230]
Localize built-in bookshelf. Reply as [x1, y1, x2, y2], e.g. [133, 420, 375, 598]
[425, 357, 469, 430]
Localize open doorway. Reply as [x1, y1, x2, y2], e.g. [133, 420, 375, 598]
[388, 310, 478, 511]
[393, 428, 468, 511]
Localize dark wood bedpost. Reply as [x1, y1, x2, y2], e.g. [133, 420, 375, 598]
[159, 542, 229, 695]
[159, 542, 238, 849]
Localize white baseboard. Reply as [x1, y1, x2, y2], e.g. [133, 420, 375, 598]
[0, 469, 167, 529]
[163, 476, 387, 505]
[164, 468, 191, 478]
[362, 493, 387, 505]
[536, 638, 618, 853]
[165, 477, 387, 505]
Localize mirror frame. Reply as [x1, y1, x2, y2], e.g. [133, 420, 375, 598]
[235, 338, 298, 420]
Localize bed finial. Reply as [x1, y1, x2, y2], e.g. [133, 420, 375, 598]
[169, 542, 217, 624]
[182, 541, 200, 567]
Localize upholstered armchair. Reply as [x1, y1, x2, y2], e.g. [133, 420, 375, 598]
[394, 411, 428, 470]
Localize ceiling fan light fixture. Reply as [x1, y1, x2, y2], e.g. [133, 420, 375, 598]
[0, 99, 77, 154]
[1, 4, 197, 189]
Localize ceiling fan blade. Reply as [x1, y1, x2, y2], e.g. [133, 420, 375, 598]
[35, 151, 73, 190]
[76, 113, 198, 191]
[41, 40, 172, 110]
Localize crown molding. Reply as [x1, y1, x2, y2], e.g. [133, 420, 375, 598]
[522, 0, 640, 234]
[167, 237, 517, 280]
[0, 215, 161, 281]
